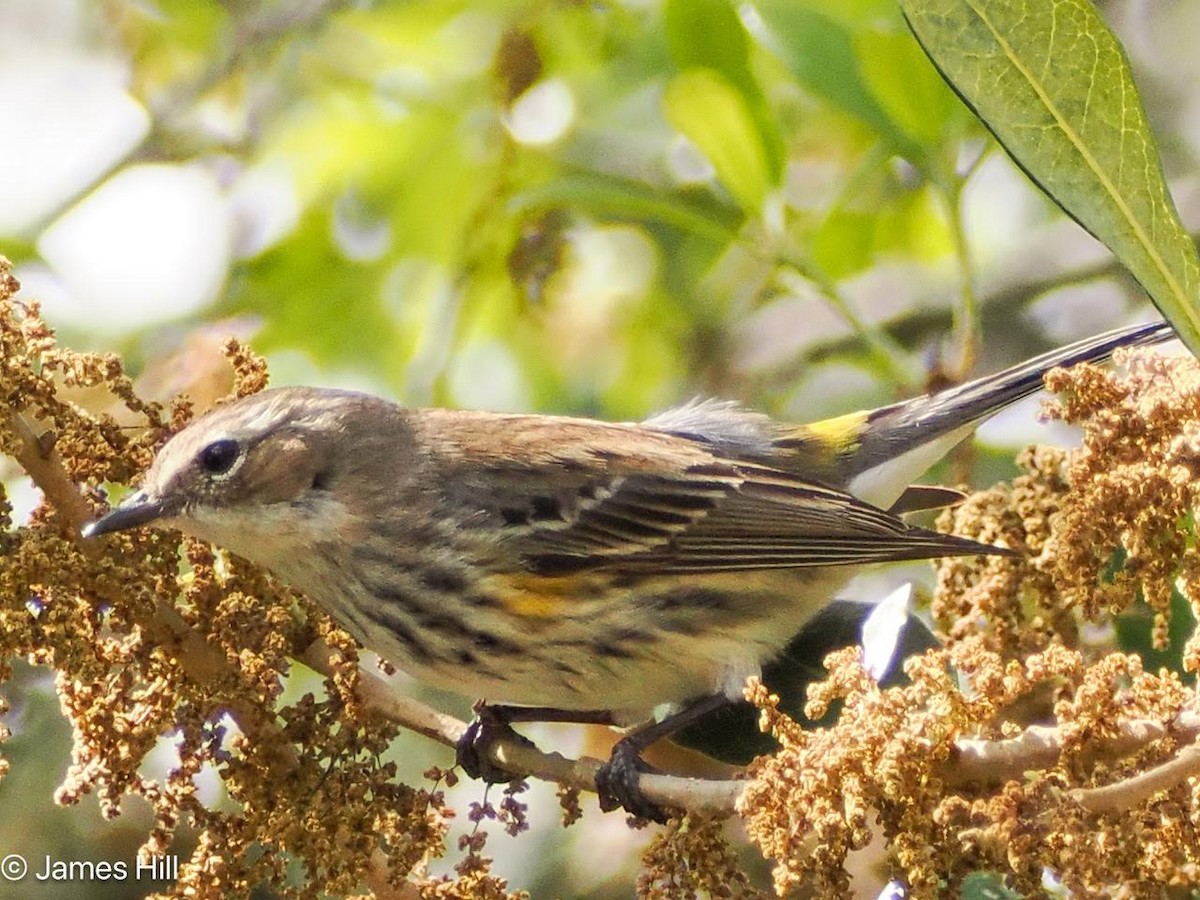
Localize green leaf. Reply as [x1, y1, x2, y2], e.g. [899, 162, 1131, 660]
[901, 0, 1200, 353]
[813, 185, 954, 277]
[663, 68, 775, 212]
[664, 0, 785, 199]
[856, 28, 960, 147]
[961, 871, 1023, 900]
[511, 174, 743, 244]
[754, 1, 922, 158]
[664, 0, 752, 86]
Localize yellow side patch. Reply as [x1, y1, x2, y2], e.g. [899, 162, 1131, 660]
[482, 572, 610, 621]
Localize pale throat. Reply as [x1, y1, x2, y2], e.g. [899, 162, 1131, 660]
[169, 493, 356, 577]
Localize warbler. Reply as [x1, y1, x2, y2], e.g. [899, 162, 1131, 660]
[83, 320, 1175, 817]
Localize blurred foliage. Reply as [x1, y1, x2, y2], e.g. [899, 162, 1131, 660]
[903, 0, 1200, 351]
[7, 0, 1192, 418]
[2, 0, 1200, 897]
[6, 0, 991, 416]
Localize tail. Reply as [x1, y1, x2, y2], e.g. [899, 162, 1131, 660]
[833, 320, 1177, 506]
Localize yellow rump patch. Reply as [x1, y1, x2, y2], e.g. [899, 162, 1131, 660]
[796, 410, 870, 452]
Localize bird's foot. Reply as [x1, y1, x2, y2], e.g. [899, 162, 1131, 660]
[595, 738, 671, 824]
[455, 702, 534, 784]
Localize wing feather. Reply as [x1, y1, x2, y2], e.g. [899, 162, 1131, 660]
[415, 409, 1005, 577]
[507, 460, 1004, 574]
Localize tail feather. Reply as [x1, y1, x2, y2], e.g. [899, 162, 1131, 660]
[843, 320, 1176, 505]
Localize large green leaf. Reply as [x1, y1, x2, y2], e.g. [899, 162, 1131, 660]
[658, 0, 786, 212]
[754, 1, 923, 159]
[663, 68, 777, 212]
[901, 0, 1200, 352]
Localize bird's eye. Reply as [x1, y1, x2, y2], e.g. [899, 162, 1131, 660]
[198, 439, 241, 476]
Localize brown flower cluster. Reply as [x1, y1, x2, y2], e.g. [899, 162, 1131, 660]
[741, 639, 1195, 897]
[738, 345, 1200, 897]
[638, 815, 760, 899]
[10, 241, 1200, 900]
[0, 260, 521, 898]
[936, 346, 1200, 658]
[1044, 350, 1200, 653]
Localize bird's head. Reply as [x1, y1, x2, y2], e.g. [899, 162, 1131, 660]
[83, 387, 403, 564]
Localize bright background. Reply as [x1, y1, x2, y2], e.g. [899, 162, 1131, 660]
[1, 0, 1198, 896]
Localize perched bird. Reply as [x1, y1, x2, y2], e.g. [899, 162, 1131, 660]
[83, 320, 1176, 818]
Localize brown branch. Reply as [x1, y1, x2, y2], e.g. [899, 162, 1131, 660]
[7, 411, 98, 544]
[947, 711, 1200, 788]
[305, 636, 1200, 820]
[1071, 737, 1200, 813]
[299, 642, 743, 816]
[8, 413, 299, 763]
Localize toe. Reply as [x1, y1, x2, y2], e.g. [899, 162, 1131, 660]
[455, 716, 532, 784]
[595, 745, 670, 823]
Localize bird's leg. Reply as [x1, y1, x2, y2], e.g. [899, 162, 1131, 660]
[455, 702, 619, 784]
[596, 692, 731, 823]
[457, 696, 736, 823]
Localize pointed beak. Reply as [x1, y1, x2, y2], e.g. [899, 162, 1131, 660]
[81, 490, 168, 539]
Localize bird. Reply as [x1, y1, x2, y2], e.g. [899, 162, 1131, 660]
[83, 319, 1176, 819]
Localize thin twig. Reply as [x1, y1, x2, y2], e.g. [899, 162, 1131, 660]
[759, 231, 1200, 395]
[150, 0, 355, 131]
[1072, 738, 1200, 813]
[7, 411, 97, 544]
[303, 636, 1200, 818]
[9, 413, 300, 764]
[300, 642, 744, 815]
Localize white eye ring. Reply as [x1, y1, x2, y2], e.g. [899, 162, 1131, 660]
[197, 438, 244, 480]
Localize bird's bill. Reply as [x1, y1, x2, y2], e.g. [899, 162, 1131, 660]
[81, 491, 167, 538]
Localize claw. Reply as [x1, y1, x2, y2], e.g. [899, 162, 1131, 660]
[455, 703, 534, 784]
[595, 738, 671, 823]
